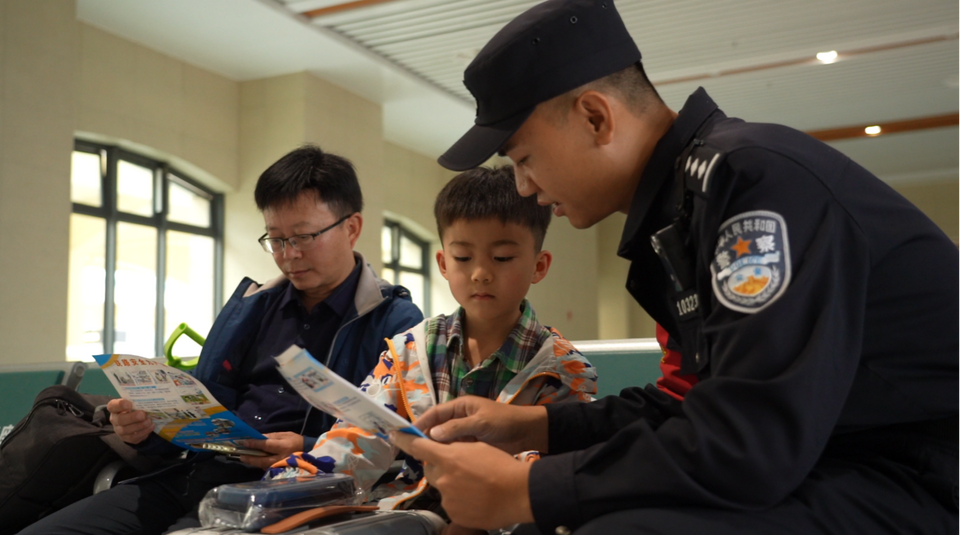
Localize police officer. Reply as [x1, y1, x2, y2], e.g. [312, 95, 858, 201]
[389, 0, 959, 533]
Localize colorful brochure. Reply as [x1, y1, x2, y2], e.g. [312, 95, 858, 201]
[93, 354, 267, 454]
[273, 345, 428, 440]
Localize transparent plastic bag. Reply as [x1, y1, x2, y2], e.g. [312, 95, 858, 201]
[198, 473, 359, 531]
[304, 510, 445, 535]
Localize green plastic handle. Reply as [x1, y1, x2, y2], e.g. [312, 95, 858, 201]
[163, 322, 205, 371]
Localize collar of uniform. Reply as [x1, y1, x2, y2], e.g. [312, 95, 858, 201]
[280, 258, 361, 317]
[617, 87, 720, 258]
[446, 299, 546, 374]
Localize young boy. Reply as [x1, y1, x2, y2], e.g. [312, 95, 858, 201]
[268, 165, 596, 516]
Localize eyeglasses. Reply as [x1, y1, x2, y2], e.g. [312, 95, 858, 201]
[258, 214, 351, 253]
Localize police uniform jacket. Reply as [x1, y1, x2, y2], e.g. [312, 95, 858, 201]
[527, 88, 959, 533]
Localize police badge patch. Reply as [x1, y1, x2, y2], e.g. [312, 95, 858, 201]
[710, 210, 791, 314]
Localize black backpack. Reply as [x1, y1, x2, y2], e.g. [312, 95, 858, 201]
[0, 385, 155, 534]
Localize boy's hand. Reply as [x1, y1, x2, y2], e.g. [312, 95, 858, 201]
[107, 398, 154, 445]
[238, 432, 304, 468]
[390, 431, 534, 530]
[415, 396, 549, 454]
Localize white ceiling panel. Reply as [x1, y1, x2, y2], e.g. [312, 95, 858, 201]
[79, 0, 959, 178]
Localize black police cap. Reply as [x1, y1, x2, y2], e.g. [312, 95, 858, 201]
[438, 0, 641, 171]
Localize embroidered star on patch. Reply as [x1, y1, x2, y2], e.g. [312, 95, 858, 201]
[710, 210, 791, 314]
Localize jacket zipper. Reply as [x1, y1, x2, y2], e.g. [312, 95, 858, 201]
[299, 299, 377, 436]
[386, 338, 416, 422]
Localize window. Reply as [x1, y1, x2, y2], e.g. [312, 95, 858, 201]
[66, 140, 224, 361]
[381, 220, 430, 315]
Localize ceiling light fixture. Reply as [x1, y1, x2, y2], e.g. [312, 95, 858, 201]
[864, 125, 882, 136]
[816, 50, 838, 64]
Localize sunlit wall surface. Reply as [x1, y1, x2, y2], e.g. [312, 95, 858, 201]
[66, 214, 106, 360]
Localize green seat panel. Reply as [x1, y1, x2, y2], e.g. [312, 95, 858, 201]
[573, 340, 663, 399]
[0, 362, 86, 434]
[590, 350, 663, 398]
[78, 367, 121, 397]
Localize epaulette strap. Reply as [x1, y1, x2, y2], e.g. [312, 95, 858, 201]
[682, 142, 724, 199]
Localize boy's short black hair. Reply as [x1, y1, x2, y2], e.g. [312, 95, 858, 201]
[254, 145, 363, 216]
[434, 165, 551, 250]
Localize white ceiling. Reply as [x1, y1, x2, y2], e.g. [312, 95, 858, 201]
[77, 0, 958, 182]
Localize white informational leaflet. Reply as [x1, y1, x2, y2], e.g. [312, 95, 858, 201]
[274, 345, 428, 440]
[93, 354, 267, 454]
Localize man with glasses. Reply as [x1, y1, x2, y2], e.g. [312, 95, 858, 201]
[19, 145, 423, 535]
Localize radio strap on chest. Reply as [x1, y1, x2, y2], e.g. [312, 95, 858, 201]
[650, 137, 716, 375]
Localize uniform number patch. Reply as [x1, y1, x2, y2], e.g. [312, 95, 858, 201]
[709, 210, 791, 314]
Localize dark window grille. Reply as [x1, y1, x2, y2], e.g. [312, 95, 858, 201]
[381, 220, 430, 316]
[67, 139, 224, 359]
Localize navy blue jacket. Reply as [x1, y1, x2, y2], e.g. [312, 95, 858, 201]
[530, 88, 958, 532]
[137, 253, 423, 456]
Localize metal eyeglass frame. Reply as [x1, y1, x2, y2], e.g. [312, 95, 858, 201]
[258, 214, 352, 253]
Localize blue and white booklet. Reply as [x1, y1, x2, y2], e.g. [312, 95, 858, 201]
[273, 345, 428, 440]
[93, 354, 267, 455]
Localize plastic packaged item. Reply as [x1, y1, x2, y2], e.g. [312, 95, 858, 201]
[168, 509, 445, 535]
[298, 510, 445, 535]
[198, 474, 359, 531]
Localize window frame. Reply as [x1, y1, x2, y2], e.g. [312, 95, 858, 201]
[381, 219, 430, 316]
[71, 139, 224, 356]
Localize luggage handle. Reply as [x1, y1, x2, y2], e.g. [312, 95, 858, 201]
[260, 504, 379, 534]
[92, 404, 111, 427]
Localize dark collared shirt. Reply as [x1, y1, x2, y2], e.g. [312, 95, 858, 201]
[234, 260, 362, 435]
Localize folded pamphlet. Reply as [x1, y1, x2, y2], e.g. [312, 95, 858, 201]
[273, 345, 428, 440]
[93, 354, 267, 454]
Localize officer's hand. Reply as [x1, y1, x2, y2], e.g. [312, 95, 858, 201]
[390, 431, 534, 530]
[414, 396, 549, 454]
[107, 398, 154, 445]
[238, 432, 304, 468]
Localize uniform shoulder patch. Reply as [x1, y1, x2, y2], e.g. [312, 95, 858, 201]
[709, 210, 791, 314]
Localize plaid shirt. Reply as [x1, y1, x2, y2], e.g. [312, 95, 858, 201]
[426, 299, 552, 404]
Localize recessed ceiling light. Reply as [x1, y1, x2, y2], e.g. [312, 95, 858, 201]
[864, 125, 882, 136]
[816, 50, 838, 64]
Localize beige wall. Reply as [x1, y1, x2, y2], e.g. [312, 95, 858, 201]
[0, 0, 78, 365]
[595, 213, 658, 340]
[892, 177, 959, 243]
[76, 25, 239, 191]
[529, 219, 600, 341]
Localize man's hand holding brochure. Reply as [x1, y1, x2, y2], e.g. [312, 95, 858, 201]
[273, 344, 428, 440]
[94, 354, 268, 455]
